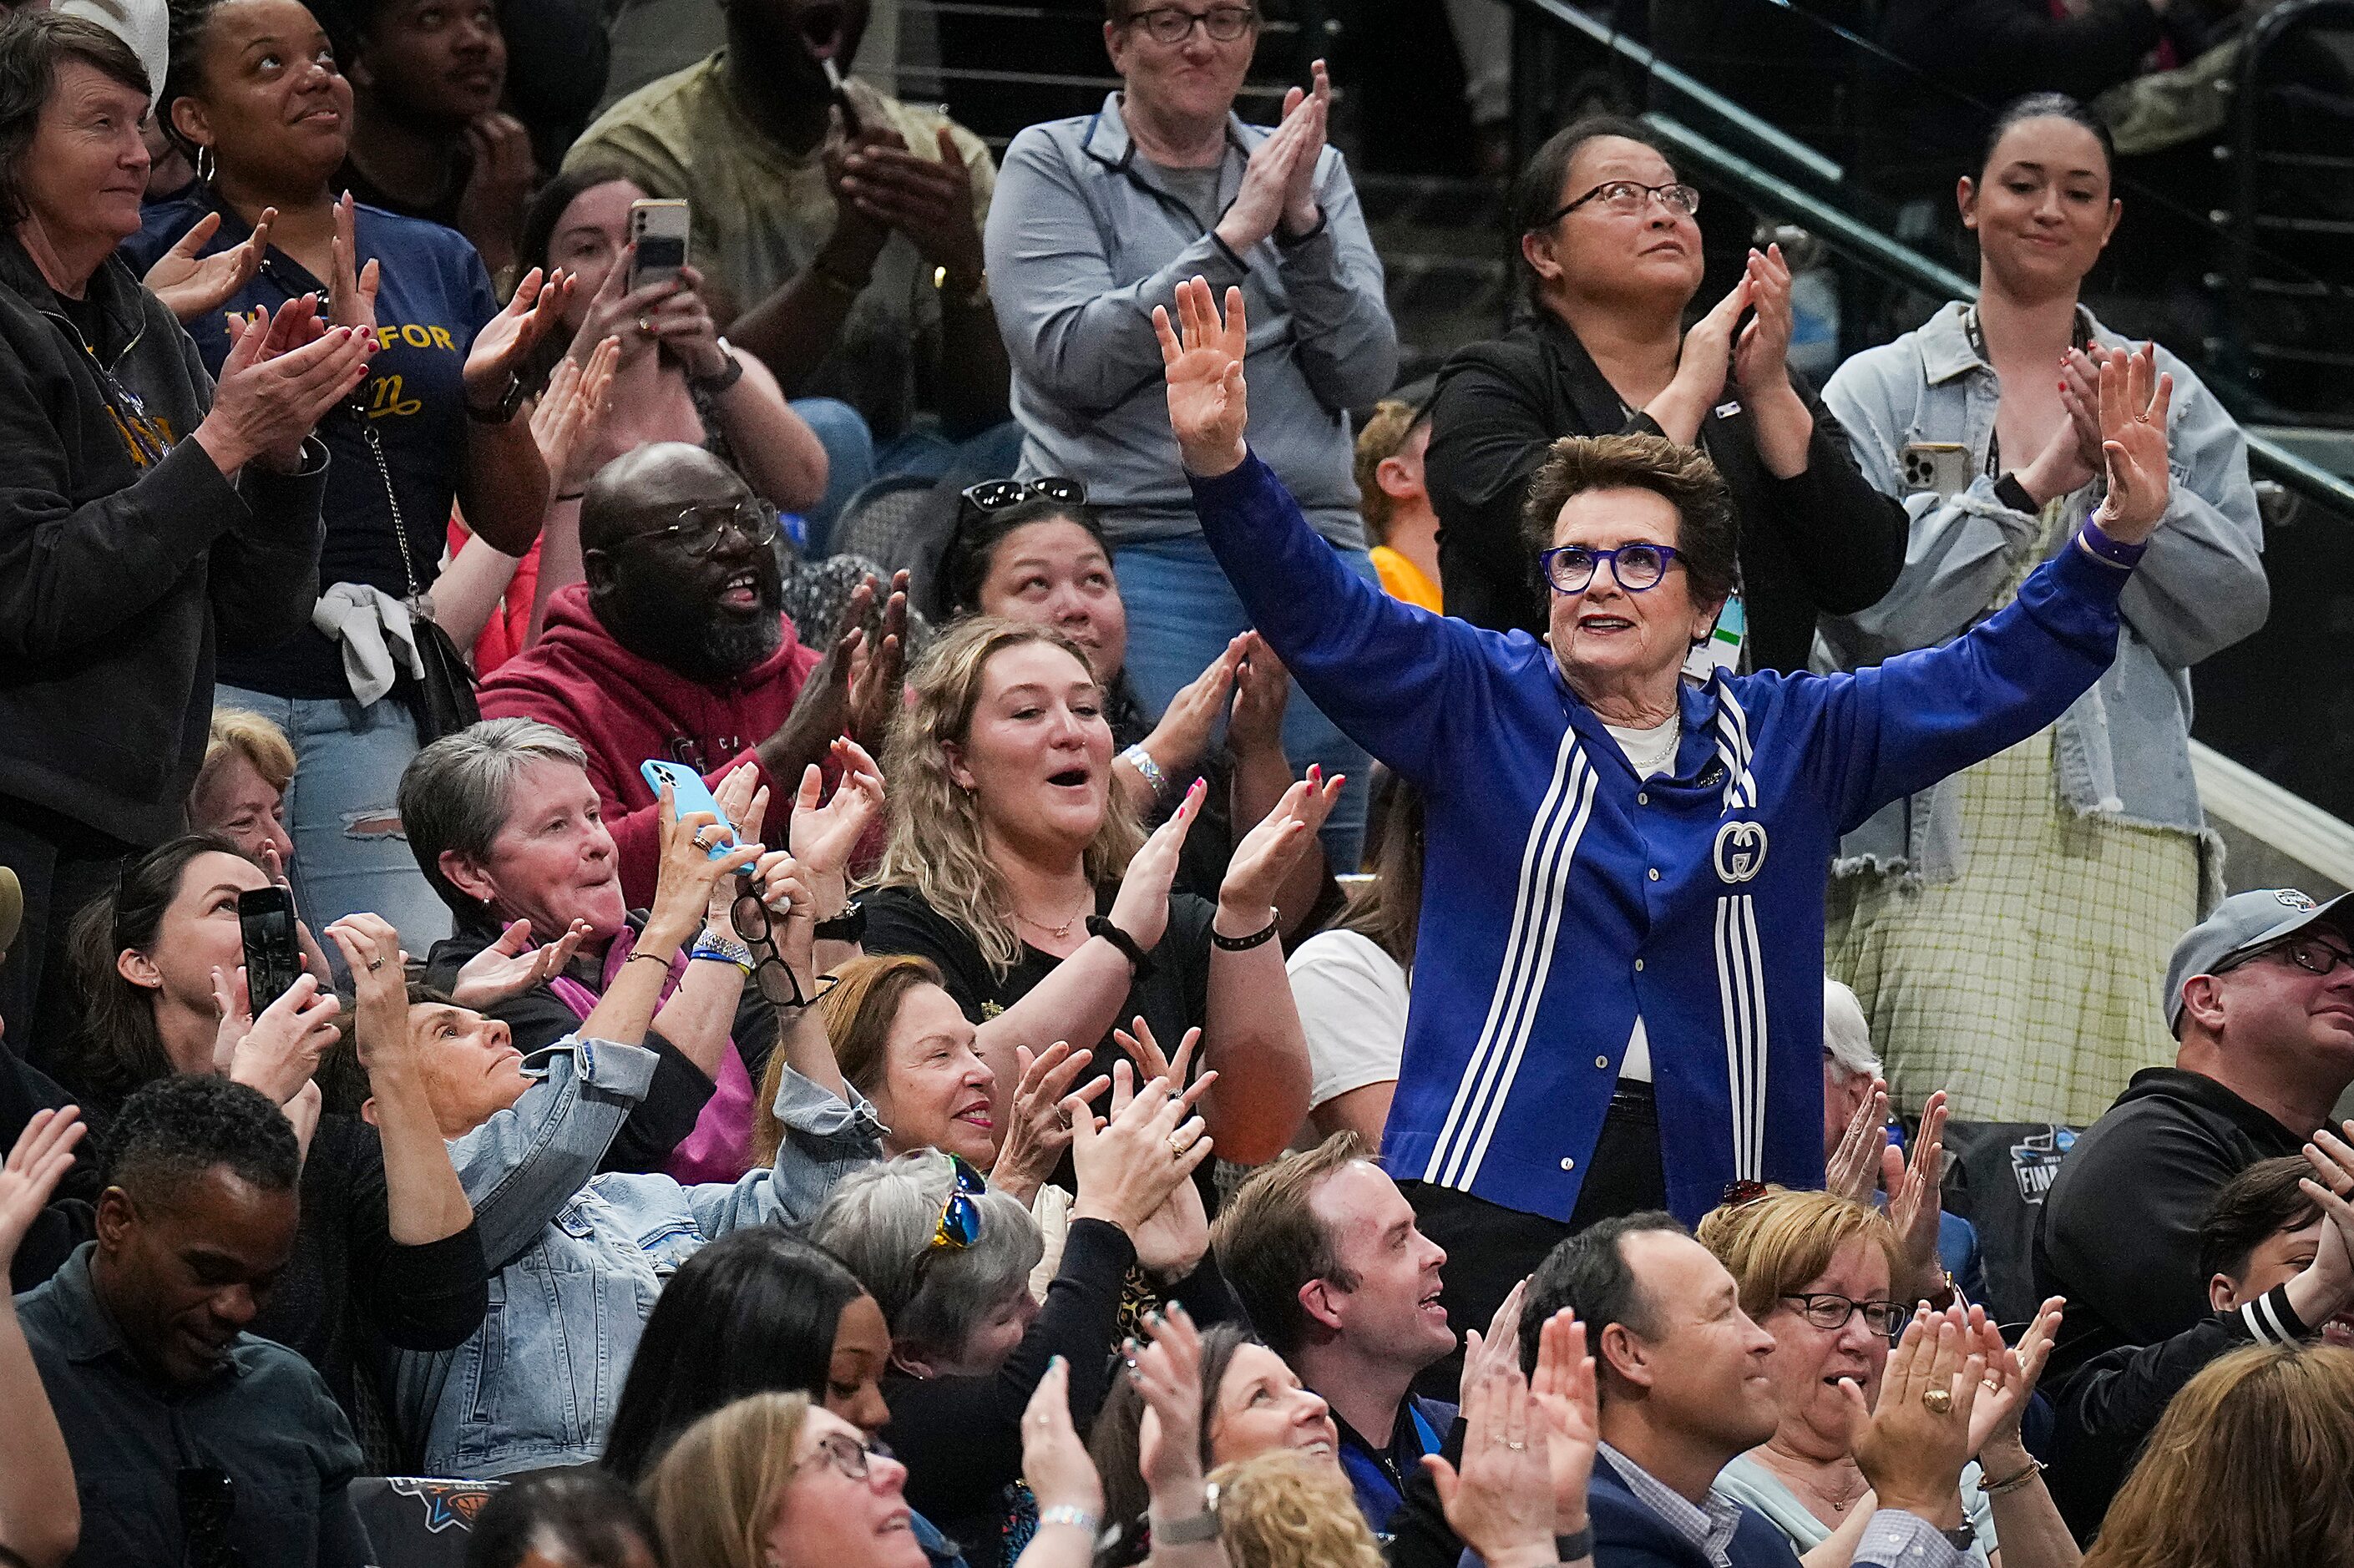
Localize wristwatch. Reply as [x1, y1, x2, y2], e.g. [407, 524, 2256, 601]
[691, 336, 747, 394]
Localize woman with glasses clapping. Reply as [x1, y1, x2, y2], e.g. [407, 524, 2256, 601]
[1698, 1190, 2076, 1568]
[1425, 117, 1906, 673]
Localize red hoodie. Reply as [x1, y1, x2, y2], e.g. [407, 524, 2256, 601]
[478, 582, 823, 906]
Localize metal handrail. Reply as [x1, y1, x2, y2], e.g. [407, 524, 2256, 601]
[1502, 2, 2354, 519]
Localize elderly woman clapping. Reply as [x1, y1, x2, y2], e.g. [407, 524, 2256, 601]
[1158, 271, 2178, 1348]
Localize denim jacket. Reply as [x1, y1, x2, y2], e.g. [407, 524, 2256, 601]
[1817, 301, 2266, 890]
[388, 1036, 885, 1476]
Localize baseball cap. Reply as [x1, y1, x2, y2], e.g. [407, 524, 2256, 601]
[0, 866, 19, 965]
[2164, 888, 2353, 1033]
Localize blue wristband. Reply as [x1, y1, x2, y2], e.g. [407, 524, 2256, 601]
[2075, 513, 2149, 569]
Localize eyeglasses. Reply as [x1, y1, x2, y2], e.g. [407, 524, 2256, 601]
[929, 1153, 989, 1252]
[1125, 3, 1255, 43]
[178, 1466, 244, 1568]
[621, 499, 782, 557]
[1780, 1292, 1909, 1338]
[795, 1431, 891, 1482]
[2230, 933, 2354, 979]
[1550, 180, 1703, 224]
[1721, 1178, 1770, 1208]
[727, 874, 838, 1011]
[1537, 541, 1686, 594]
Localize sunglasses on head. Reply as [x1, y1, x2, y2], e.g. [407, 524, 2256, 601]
[929, 1154, 989, 1252]
[959, 477, 1087, 517]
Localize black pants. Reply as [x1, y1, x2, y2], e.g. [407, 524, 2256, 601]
[0, 796, 134, 1088]
[1401, 1081, 1668, 1399]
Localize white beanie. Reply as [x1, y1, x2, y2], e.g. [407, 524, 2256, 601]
[52, 0, 170, 111]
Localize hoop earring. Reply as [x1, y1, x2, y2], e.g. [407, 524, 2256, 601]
[195, 145, 215, 185]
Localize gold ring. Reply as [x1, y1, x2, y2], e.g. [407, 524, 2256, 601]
[367, 959, 384, 971]
[636, 314, 654, 336]
[1167, 1134, 1191, 1158]
[1921, 1388, 1954, 1415]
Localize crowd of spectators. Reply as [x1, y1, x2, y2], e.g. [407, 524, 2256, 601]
[0, 3, 2346, 1568]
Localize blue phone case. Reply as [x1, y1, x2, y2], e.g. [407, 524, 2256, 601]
[640, 760, 737, 859]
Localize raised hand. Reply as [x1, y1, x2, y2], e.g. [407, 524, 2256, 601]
[1225, 633, 1292, 761]
[1066, 1060, 1210, 1234]
[327, 190, 381, 332]
[1118, 1020, 1212, 1279]
[463, 266, 575, 410]
[450, 915, 593, 1007]
[1021, 1357, 1106, 1520]
[323, 912, 411, 1067]
[1423, 1357, 1559, 1568]
[1972, 1297, 2063, 1458]
[1529, 1308, 1601, 1535]
[1849, 1308, 1984, 1527]
[787, 740, 887, 894]
[1140, 635, 1245, 784]
[1731, 245, 1795, 399]
[1884, 1090, 1949, 1305]
[1153, 276, 1250, 478]
[144, 206, 275, 325]
[1107, 777, 1205, 951]
[1644, 274, 1749, 445]
[1218, 766, 1344, 918]
[1132, 1303, 1210, 1500]
[1825, 1077, 1890, 1204]
[533, 332, 621, 491]
[761, 579, 870, 783]
[0, 1107, 85, 1269]
[195, 295, 374, 475]
[2088, 341, 2174, 544]
[992, 1039, 1101, 1203]
[1460, 1276, 1531, 1409]
[455, 110, 539, 276]
[215, 967, 342, 1105]
[839, 126, 987, 286]
[1214, 98, 1312, 255]
[847, 570, 910, 751]
[645, 781, 763, 953]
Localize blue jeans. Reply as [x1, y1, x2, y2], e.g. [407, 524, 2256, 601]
[1112, 535, 1372, 870]
[215, 686, 451, 951]
[789, 397, 874, 555]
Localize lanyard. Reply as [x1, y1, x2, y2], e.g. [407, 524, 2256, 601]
[1962, 304, 2094, 477]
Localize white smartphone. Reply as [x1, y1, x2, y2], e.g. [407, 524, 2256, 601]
[1900, 441, 1972, 498]
[628, 200, 691, 292]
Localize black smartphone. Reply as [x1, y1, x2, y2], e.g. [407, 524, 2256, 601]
[238, 885, 301, 1014]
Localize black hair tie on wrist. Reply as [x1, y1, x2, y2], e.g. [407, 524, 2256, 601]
[1210, 916, 1279, 952]
[1085, 914, 1157, 980]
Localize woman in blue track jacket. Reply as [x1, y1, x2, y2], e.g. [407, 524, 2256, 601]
[1152, 276, 2179, 1336]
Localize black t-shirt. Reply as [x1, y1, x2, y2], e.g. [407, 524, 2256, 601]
[862, 882, 1217, 1201]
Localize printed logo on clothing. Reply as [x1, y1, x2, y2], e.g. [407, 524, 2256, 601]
[2276, 890, 2318, 910]
[2009, 1126, 2078, 1204]
[1712, 819, 1769, 884]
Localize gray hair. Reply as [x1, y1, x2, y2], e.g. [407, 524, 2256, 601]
[807, 1151, 1043, 1363]
[1822, 977, 1881, 1082]
[398, 718, 591, 915]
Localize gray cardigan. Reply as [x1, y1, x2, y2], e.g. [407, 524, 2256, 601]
[1817, 301, 2266, 888]
[983, 92, 1397, 549]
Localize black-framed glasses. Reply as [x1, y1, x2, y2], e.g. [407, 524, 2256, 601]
[728, 873, 837, 1010]
[178, 1466, 244, 1568]
[620, 499, 781, 557]
[1125, 3, 1256, 43]
[1538, 541, 1686, 594]
[795, 1431, 892, 1482]
[1548, 180, 1703, 224]
[1780, 1292, 1909, 1338]
[929, 1153, 988, 1252]
[2223, 933, 2354, 980]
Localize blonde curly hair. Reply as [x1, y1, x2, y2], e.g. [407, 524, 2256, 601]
[1208, 1451, 1386, 1568]
[869, 616, 1144, 976]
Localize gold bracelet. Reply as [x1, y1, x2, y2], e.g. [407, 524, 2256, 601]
[1980, 1457, 2045, 1496]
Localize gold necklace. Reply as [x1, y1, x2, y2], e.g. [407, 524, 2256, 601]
[1015, 905, 1089, 940]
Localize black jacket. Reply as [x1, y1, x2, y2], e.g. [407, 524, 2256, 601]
[2046, 1282, 2313, 1541]
[0, 232, 326, 846]
[1424, 311, 1906, 673]
[2034, 1067, 2308, 1383]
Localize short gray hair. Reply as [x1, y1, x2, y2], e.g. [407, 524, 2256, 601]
[807, 1151, 1043, 1362]
[1823, 977, 1881, 1082]
[398, 718, 591, 914]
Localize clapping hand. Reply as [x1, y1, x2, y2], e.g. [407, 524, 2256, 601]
[1529, 1307, 1601, 1535]
[0, 1107, 85, 1272]
[1154, 277, 1251, 478]
[1066, 1060, 1212, 1234]
[1731, 244, 1795, 400]
[1848, 1307, 1984, 1529]
[450, 915, 593, 1008]
[1142, 635, 1245, 785]
[144, 206, 275, 325]
[786, 739, 887, 903]
[1884, 1090, 1949, 1306]
[533, 333, 621, 491]
[1117, 1019, 1213, 1281]
[1825, 1077, 1891, 1204]
[1218, 766, 1344, 918]
[1132, 1303, 1210, 1502]
[839, 127, 988, 286]
[847, 571, 911, 752]
[1971, 1297, 2063, 1460]
[463, 266, 575, 410]
[327, 190, 381, 332]
[199, 293, 374, 474]
[1423, 1353, 1559, 1568]
[1022, 1356, 1106, 1520]
[1226, 634, 1292, 761]
[2088, 341, 2174, 544]
[1106, 777, 1205, 953]
[993, 1039, 1104, 1204]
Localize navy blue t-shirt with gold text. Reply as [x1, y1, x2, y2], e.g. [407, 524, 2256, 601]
[124, 193, 499, 699]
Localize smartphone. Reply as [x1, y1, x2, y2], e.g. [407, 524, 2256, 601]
[1900, 441, 1972, 498]
[239, 886, 302, 1015]
[628, 200, 691, 293]
[641, 760, 737, 860]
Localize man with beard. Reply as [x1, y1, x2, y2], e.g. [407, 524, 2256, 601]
[14, 1074, 372, 1567]
[564, 0, 1010, 471]
[478, 441, 904, 906]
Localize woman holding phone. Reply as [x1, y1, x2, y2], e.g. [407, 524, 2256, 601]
[122, 0, 569, 947]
